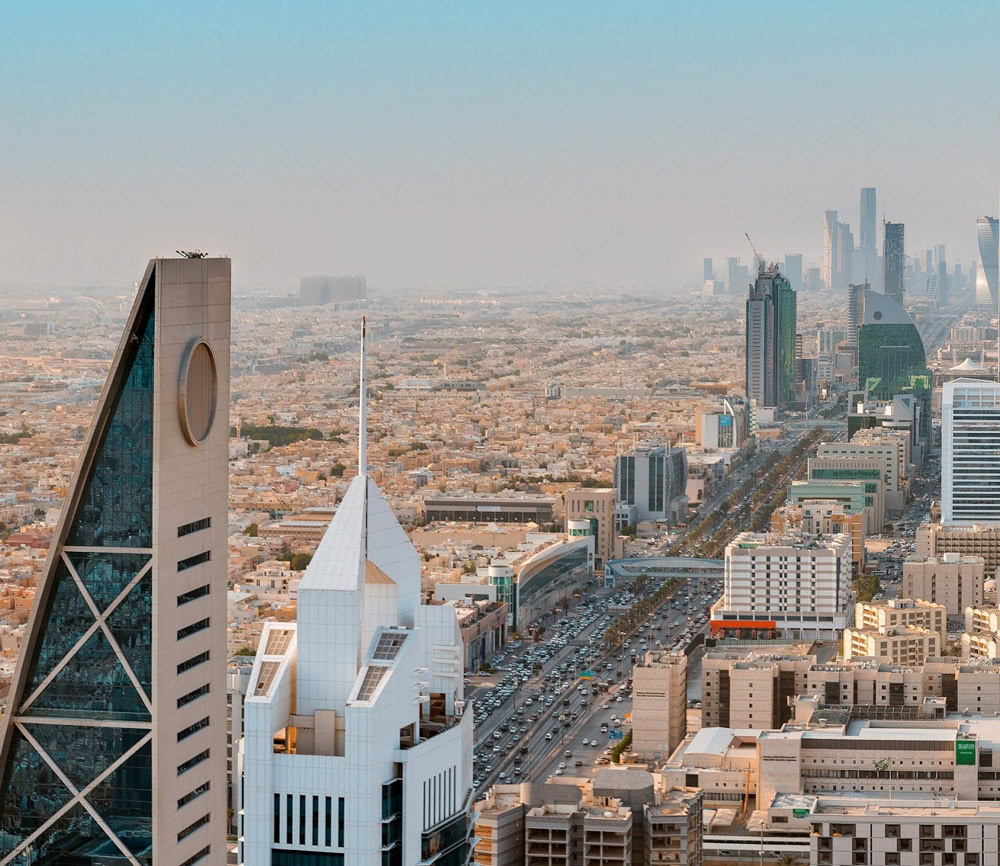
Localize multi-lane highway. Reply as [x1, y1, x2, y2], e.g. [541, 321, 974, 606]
[469, 575, 722, 792]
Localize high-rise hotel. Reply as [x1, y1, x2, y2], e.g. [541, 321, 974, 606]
[0, 258, 231, 864]
[237, 321, 474, 865]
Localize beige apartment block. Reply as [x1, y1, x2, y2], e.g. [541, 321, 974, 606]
[771, 502, 866, 572]
[903, 553, 985, 615]
[565, 487, 619, 567]
[702, 653, 1000, 728]
[855, 598, 947, 640]
[842, 625, 941, 664]
[632, 650, 687, 760]
[917, 521, 1000, 579]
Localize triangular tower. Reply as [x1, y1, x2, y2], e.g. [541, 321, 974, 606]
[0, 257, 231, 865]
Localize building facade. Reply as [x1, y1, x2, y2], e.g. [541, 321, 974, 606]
[902, 554, 985, 616]
[745, 263, 797, 409]
[943, 379, 1000, 526]
[631, 651, 687, 761]
[564, 487, 618, 569]
[613, 443, 688, 527]
[883, 221, 905, 307]
[976, 216, 998, 310]
[0, 257, 232, 864]
[239, 323, 474, 865]
[711, 532, 852, 640]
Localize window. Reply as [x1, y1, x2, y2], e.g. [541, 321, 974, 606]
[178, 651, 210, 675]
[338, 797, 345, 847]
[178, 683, 210, 709]
[271, 852, 345, 866]
[178, 551, 211, 572]
[178, 781, 210, 809]
[275, 793, 281, 844]
[287, 794, 293, 844]
[300, 794, 306, 844]
[178, 749, 210, 775]
[313, 796, 319, 846]
[177, 584, 210, 606]
[178, 517, 211, 537]
[177, 812, 210, 841]
[178, 618, 210, 640]
[179, 846, 211, 866]
[177, 716, 210, 742]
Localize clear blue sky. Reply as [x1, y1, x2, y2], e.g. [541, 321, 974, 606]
[2, 1, 999, 289]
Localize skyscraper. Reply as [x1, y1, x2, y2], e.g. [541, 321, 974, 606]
[883, 222, 905, 307]
[823, 210, 839, 289]
[727, 257, 740, 294]
[745, 262, 797, 408]
[783, 253, 803, 293]
[860, 187, 877, 252]
[943, 379, 1000, 525]
[703, 257, 714, 281]
[858, 288, 930, 449]
[859, 187, 877, 284]
[0, 257, 231, 864]
[837, 221, 854, 287]
[976, 217, 998, 310]
[239, 320, 474, 864]
[847, 281, 868, 347]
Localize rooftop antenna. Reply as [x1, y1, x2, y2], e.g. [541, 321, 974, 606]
[176, 250, 207, 259]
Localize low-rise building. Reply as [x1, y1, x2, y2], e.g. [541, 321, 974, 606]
[842, 625, 941, 664]
[918, 522, 1000, 580]
[632, 650, 687, 760]
[855, 598, 948, 641]
[903, 553, 985, 615]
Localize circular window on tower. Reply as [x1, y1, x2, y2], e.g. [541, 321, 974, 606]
[178, 338, 218, 445]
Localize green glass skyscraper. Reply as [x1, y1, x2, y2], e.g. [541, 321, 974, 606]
[745, 262, 797, 408]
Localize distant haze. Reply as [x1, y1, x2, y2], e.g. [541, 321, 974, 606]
[2, 1, 999, 290]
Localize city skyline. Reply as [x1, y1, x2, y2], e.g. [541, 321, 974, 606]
[2, 3, 1000, 289]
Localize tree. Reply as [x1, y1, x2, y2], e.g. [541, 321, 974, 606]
[243, 523, 258, 537]
[289, 552, 313, 571]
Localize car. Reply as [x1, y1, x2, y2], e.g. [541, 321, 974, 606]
[545, 732, 553, 740]
[564, 750, 572, 758]
[616, 696, 623, 702]
[555, 768, 564, 775]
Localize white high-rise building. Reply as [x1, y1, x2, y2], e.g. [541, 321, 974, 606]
[711, 531, 852, 640]
[943, 378, 1000, 525]
[0, 257, 231, 864]
[239, 320, 474, 866]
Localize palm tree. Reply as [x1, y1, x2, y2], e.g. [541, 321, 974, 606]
[775, 855, 803, 866]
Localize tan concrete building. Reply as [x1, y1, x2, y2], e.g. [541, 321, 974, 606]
[564, 487, 619, 568]
[632, 650, 687, 760]
[702, 654, 1000, 729]
[903, 553, 985, 615]
[472, 776, 703, 866]
[842, 625, 941, 664]
[917, 521, 1000, 579]
[854, 598, 947, 640]
[817, 436, 907, 512]
[807, 454, 887, 533]
[771, 501, 866, 571]
[962, 604, 1000, 661]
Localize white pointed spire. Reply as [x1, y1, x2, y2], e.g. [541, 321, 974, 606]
[359, 316, 367, 477]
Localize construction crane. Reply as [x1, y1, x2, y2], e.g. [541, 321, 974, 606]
[745, 233, 765, 273]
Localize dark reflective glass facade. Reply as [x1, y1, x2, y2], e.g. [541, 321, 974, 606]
[858, 322, 927, 400]
[0, 285, 155, 863]
[68, 299, 155, 549]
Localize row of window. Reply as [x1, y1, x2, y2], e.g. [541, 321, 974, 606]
[178, 812, 210, 841]
[273, 793, 345, 848]
[178, 517, 211, 538]
[178, 716, 210, 742]
[178, 748, 210, 776]
[178, 550, 211, 572]
[178, 650, 210, 675]
[178, 846, 211, 866]
[178, 780, 210, 809]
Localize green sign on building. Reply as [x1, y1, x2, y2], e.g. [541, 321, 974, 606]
[956, 738, 977, 766]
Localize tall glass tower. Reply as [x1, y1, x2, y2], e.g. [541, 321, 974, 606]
[976, 217, 998, 310]
[745, 263, 796, 408]
[0, 258, 231, 865]
[883, 222, 905, 307]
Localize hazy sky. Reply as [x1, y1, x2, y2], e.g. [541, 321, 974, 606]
[3, 1, 1000, 290]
